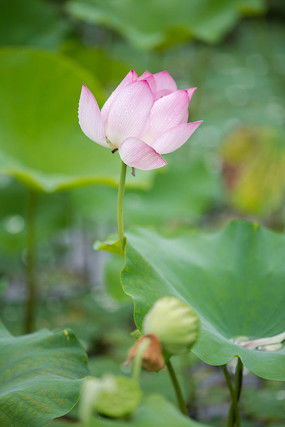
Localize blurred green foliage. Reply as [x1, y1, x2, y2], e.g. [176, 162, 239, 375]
[66, 0, 266, 49]
[0, 49, 153, 191]
[242, 386, 285, 421]
[0, 0, 285, 425]
[222, 127, 285, 215]
[0, 0, 69, 49]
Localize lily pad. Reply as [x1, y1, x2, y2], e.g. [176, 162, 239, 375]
[66, 0, 265, 50]
[0, 48, 153, 192]
[0, 0, 69, 49]
[0, 323, 89, 426]
[122, 221, 285, 380]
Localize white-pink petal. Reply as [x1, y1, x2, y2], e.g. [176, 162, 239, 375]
[105, 81, 154, 147]
[152, 121, 203, 154]
[138, 71, 152, 79]
[143, 90, 190, 144]
[119, 138, 167, 170]
[153, 71, 177, 93]
[78, 85, 107, 146]
[186, 87, 197, 101]
[101, 70, 138, 122]
[138, 72, 156, 95]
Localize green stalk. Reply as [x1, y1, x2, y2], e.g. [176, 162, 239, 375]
[166, 359, 188, 416]
[233, 357, 243, 427]
[222, 358, 244, 426]
[132, 338, 150, 382]
[24, 190, 37, 333]
[222, 364, 235, 426]
[117, 161, 127, 251]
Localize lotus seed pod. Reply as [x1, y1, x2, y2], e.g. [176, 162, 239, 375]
[143, 296, 200, 356]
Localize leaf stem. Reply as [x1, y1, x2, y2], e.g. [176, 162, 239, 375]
[132, 338, 150, 382]
[222, 358, 244, 426]
[166, 359, 188, 416]
[233, 357, 243, 426]
[222, 364, 235, 427]
[117, 161, 127, 251]
[24, 189, 37, 333]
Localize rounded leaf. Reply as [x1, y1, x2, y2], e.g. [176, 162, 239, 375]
[122, 221, 285, 380]
[0, 323, 88, 426]
[0, 48, 154, 192]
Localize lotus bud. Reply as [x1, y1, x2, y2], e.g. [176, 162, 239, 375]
[143, 296, 200, 356]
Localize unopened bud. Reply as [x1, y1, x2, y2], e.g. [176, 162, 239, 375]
[143, 296, 200, 356]
[127, 333, 165, 372]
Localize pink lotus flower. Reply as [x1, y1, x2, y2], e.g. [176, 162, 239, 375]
[78, 70, 202, 170]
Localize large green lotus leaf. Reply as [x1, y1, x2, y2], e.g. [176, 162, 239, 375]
[0, 0, 69, 49]
[122, 221, 285, 380]
[66, 0, 265, 49]
[0, 49, 153, 192]
[0, 323, 89, 426]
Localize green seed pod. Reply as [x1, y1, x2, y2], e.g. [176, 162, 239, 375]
[143, 296, 200, 356]
[95, 376, 142, 418]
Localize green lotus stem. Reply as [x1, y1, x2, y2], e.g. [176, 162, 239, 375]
[222, 364, 235, 426]
[233, 357, 243, 426]
[166, 359, 188, 417]
[24, 190, 38, 333]
[223, 358, 243, 426]
[117, 161, 127, 251]
[222, 364, 235, 399]
[132, 337, 150, 382]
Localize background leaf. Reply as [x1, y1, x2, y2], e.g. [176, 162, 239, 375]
[0, 323, 89, 426]
[0, 48, 154, 192]
[66, 0, 266, 50]
[0, 0, 69, 49]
